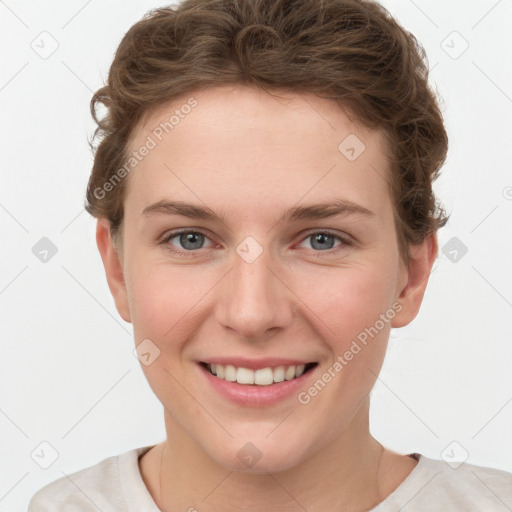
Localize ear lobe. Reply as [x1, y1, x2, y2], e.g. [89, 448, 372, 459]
[391, 232, 438, 328]
[95, 219, 132, 323]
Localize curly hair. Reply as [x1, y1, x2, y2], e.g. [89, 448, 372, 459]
[85, 0, 449, 265]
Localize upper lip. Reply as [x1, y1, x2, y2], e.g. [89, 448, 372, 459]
[199, 358, 317, 370]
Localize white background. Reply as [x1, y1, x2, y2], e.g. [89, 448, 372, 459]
[1, 0, 512, 510]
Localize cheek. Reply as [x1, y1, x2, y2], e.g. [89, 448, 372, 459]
[126, 260, 211, 342]
[295, 262, 397, 348]
[293, 264, 395, 406]
[291, 268, 393, 433]
[125, 263, 205, 410]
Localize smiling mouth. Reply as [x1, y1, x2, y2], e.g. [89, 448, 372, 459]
[200, 362, 318, 386]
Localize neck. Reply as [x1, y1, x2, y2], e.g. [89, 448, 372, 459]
[153, 398, 390, 512]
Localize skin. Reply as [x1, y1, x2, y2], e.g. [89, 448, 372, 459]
[96, 84, 438, 511]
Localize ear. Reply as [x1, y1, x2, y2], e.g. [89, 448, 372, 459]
[391, 232, 438, 328]
[96, 218, 132, 323]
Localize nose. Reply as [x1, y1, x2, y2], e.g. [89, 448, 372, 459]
[214, 246, 295, 341]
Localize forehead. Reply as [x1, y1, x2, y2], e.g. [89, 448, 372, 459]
[124, 84, 392, 224]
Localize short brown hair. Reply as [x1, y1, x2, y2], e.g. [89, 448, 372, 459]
[85, 0, 449, 265]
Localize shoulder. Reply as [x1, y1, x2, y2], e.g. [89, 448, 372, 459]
[375, 453, 512, 511]
[27, 446, 156, 512]
[421, 454, 512, 505]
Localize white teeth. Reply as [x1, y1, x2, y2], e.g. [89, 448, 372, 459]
[254, 367, 274, 386]
[224, 364, 236, 382]
[206, 363, 312, 385]
[236, 367, 254, 384]
[273, 366, 285, 383]
[284, 366, 296, 381]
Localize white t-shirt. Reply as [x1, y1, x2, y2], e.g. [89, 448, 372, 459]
[28, 445, 512, 511]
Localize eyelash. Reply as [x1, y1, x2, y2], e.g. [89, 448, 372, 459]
[159, 228, 352, 257]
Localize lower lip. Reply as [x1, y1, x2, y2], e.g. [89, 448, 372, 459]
[198, 363, 316, 407]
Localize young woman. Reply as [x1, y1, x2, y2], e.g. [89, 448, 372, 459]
[28, 0, 512, 510]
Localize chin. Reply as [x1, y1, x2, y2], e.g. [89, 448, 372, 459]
[206, 435, 312, 474]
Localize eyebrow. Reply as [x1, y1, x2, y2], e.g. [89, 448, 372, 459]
[141, 198, 375, 224]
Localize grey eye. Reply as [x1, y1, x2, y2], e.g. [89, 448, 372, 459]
[178, 232, 206, 250]
[309, 233, 336, 251]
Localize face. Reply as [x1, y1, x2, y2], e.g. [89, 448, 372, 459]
[98, 84, 433, 473]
